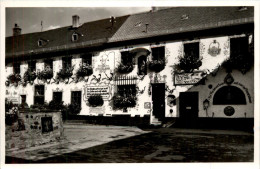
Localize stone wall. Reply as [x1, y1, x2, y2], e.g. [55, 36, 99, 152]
[6, 110, 63, 150]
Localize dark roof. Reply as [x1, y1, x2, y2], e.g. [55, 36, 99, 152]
[6, 15, 130, 58]
[109, 7, 254, 42]
[6, 7, 254, 58]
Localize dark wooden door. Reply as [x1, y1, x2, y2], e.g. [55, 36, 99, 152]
[179, 92, 199, 119]
[152, 83, 165, 120]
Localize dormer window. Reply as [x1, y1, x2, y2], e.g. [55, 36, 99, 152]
[37, 38, 48, 47]
[38, 40, 43, 47]
[72, 33, 79, 42]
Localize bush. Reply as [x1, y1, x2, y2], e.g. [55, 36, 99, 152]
[148, 59, 165, 72]
[88, 95, 104, 107]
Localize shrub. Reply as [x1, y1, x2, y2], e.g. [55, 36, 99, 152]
[88, 95, 104, 107]
[148, 59, 165, 72]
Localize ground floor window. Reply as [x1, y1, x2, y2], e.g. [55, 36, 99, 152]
[213, 86, 246, 105]
[34, 85, 45, 105]
[117, 85, 136, 97]
[71, 91, 82, 107]
[41, 117, 53, 133]
[53, 92, 62, 103]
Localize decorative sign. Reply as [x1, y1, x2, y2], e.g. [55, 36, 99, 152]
[174, 72, 204, 85]
[84, 86, 111, 100]
[208, 40, 221, 56]
[224, 106, 235, 116]
[6, 90, 19, 104]
[95, 53, 111, 73]
[144, 102, 151, 109]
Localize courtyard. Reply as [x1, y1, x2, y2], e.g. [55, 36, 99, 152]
[6, 123, 254, 163]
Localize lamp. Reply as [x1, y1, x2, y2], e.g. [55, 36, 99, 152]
[203, 99, 210, 117]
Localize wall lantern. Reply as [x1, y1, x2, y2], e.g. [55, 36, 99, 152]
[203, 99, 210, 117]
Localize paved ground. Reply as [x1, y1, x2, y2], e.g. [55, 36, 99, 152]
[6, 124, 254, 163]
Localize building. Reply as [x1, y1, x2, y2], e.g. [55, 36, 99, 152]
[5, 7, 254, 128]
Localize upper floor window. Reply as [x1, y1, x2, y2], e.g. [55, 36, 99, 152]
[72, 33, 79, 42]
[34, 85, 45, 105]
[13, 61, 21, 74]
[117, 84, 136, 97]
[121, 51, 133, 65]
[38, 40, 43, 47]
[44, 59, 53, 69]
[230, 36, 248, 59]
[184, 42, 199, 59]
[62, 56, 72, 69]
[151, 46, 165, 61]
[81, 53, 92, 66]
[28, 60, 36, 71]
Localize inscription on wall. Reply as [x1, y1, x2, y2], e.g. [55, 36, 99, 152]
[174, 72, 204, 85]
[84, 86, 111, 100]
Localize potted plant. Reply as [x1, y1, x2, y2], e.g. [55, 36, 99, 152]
[147, 59, 165, 72]
[88, 95, 104, 107]
[57, 67, 73, 82]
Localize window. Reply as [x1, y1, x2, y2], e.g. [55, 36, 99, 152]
[117, 85, 136, 97]
[53, 92, 62, 103]
[71, 91, 82, 107]
[151, 46, 165, 60]
[184, 42, 199, 59]
[38, 40, 43, 47]
[28, 60, 36, 71]
[72, 33, 78, 42]
[34, 85, 45, 105]
[44, 59, 53, 69]
[138, 55, 147, 75]
[230, 37, 248, 59]
[13, 61, 21, 74]
[21, 95, 26, 105]
[62, 56, 72, 69]
[121, 51, 133, 65]
[81, 53, 92, 66]
[213, 86, 246, 105]
[41, 117, 53, 133]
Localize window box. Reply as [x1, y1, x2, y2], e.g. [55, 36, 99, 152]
[57, 67, 73, 80]
[23, 69, 37, 84]
[6, 73, 21, 87]
[117, 63, 134, 73]
[112, 94, 137, 109]
[176, 42, 202, 73]
[147, 59, 165, 72]
[37, 67, 54, 83]
[76, 64, 93, 79]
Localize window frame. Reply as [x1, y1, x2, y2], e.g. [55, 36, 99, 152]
[53, 92, 63, 103]
[34, 85, 45, 105]
[62, 56, 72, 69]
[117, 84, 137, 97]
[71, 91, 82, 107]
[28, 60, 36, 71]
[44, 59, 53, 70]
[81, 53, 92, 66]
[183, 42, 200, 60]
[151, 46, 165, 61]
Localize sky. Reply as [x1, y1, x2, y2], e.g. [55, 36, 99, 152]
[6, 7, 151, 37]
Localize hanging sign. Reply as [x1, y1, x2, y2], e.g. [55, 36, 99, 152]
[174, 72, 204, 85]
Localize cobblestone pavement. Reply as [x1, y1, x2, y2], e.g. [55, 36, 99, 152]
[6, 126, 253, 163]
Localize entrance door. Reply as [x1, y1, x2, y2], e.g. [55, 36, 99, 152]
[179, 92, 199, 127]
[152, 83, 165, 120]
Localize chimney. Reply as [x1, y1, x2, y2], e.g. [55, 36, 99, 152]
[72, 15, 80, 28]
[13, 23, 22, 36]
